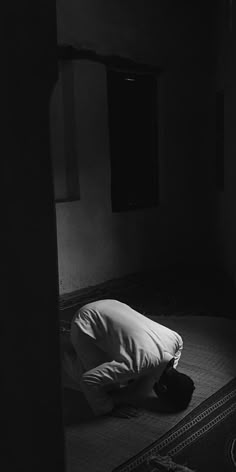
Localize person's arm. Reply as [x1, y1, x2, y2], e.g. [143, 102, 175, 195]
[79, 360, 133, 416]
[173, 336, 183, 368]
[110, 370, 158, 407]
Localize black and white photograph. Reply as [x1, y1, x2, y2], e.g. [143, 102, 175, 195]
[4, 1, 236, 472]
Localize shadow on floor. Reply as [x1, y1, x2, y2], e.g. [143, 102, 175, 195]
[62, 388, 94, 425]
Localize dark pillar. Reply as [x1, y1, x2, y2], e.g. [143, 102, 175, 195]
[2, 2, 65, 471]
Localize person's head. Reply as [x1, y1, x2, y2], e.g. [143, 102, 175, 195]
[153, 367, 195, 412]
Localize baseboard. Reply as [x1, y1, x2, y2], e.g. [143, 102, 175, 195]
[59, 264, 231, 312]
[59, 272, 149, 311]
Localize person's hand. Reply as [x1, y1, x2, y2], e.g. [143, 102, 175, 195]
[109, 404, 141, 418]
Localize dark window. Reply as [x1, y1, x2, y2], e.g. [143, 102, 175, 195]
[107, 69, 159, 212]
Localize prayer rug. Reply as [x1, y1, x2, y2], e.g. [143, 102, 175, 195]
[113, 377, 236, 472]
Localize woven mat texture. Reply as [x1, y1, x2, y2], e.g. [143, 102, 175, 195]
[65, 315, 236, 472]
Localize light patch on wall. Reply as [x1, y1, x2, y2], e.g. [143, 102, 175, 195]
[50, 61, 80, 202]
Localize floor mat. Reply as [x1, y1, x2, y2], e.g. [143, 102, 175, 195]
[65, 315, 236, 472]
[113, 377, 236, 471]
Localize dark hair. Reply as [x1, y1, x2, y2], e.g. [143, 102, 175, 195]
[153, 368, 195, 411]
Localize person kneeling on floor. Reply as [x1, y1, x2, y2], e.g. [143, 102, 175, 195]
[63, 299, 195, 417]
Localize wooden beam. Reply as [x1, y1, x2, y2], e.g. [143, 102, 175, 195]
[57, 45, 161, 75]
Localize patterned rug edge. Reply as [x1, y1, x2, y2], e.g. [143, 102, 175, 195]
[112, 377, 236, 472]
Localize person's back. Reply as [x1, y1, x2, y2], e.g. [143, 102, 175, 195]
[72, 299, 183, 373]
[67, 299, 189, 415]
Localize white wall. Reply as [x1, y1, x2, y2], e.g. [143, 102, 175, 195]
[54, 2, 217, 294]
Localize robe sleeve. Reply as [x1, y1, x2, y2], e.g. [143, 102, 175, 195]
[173, 335, 183, 368]
[79, 360, 134, 416]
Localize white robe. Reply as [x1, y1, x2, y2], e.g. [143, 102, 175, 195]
[66, 299, 183, 416]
